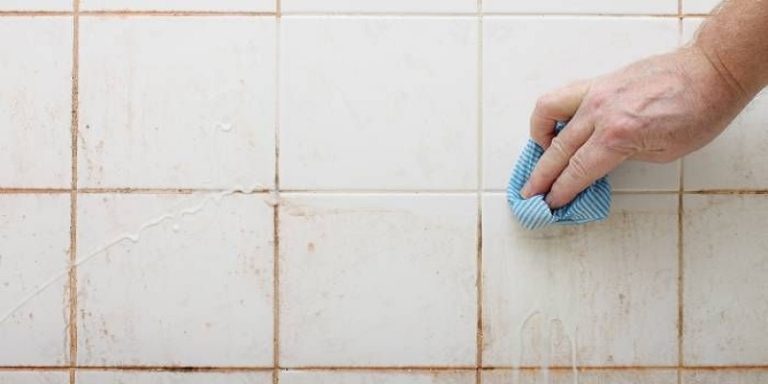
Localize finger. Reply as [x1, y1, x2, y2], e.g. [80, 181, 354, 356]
[530, 80, 591, 149]
[521, 113, 594, 198]
[545, 138, 629, 209]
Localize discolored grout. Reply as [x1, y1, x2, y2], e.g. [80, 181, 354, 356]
[273, 4, 281, 383]
[79, 10, 276, 16]
[68, 1, 80, 383]
[474, 1, 484, 383]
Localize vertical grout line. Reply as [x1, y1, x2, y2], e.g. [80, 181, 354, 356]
[475, 1, 484, 384]
[676, 8, 684, 384]
[68, 1, 80, 384]
[272, 1, 281, 383]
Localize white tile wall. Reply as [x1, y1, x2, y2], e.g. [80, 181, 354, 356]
[683, 0, 721, 14]
[483, 0, 678, 15]
[282, 0, 476, 13]
[0, 195, 70, 365]
[482, 193, 678, 366]
[77, 371, 274, 384]
[483, 17, 680, 192]
[683, 195, 768, 366]
[483, 369, 678, 383]
[0, 1, 69, 10]
[2, 0, 768, 379]
[280, 17, 478, 190]
[682, 19, 768, 190]
[280, 371, 476, 384]
[79, 17, 276, 190]
[80, 0, 275, 12]
[0, 372, 69, 384]
[76, 193, 274, 365]
[683, 370, 768, 384]
[0, 18, 72, 188]
[279, 194, 477, 366]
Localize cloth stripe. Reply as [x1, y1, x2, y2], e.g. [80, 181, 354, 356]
[507, 122, 611, 230]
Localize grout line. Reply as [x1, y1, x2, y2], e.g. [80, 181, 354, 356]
[0, 10, 72, 15]
[68, 1, 80, 383]
[272, 5, 282, 383]
[677, 160, 685, 384]
[474, 2, 484, 384]
[79, 10, 276, 16]
[0, 188, 71, 194]
[278, 11, 682, 17]
[2, 188, 768, 195]
[3, 365, 768, 372]
[77, 187, 271, 194]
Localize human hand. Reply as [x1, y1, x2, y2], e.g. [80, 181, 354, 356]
[520, 47, 751, 208]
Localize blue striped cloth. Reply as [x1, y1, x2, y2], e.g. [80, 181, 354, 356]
[507, 122, 612, 230]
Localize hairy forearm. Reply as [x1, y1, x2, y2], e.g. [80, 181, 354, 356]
[694, 0, 768, 98]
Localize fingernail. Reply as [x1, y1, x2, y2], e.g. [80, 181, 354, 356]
[545, 194, 558, 208]
[520, 182, 532, 198]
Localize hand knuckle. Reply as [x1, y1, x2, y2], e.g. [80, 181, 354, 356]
[567, 154, 590, 180]
[548, 137, 573, 158]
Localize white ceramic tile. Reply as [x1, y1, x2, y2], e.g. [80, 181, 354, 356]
[280, 371, 476, 384]
[482, 193, 678, 366]
[483, 17, 680, 191]
[0, 18, 71, 188]
[683, 195, 768, 365]
[683, 0, 721, 14]
[684, 370, 768, 384]
[0, 372, 68, 384]
[484, 369, 678, 384]
[79, 17, 276, 189]
[0, 195, 69, 365]
[80, 0, 274, 11]
[0, 0, 69, 10]
[280, 17, 478, 190]
[483, 0, 677, 15]
[77, 371, 273, 384]
[282, 0, 475, 13]
[279, 194, 477, 366]
[76, 193, 274, 365]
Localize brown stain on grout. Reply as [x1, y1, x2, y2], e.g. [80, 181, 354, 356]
[474, 2, 483, 382]
[272, 5, 281, 382]
[68, 2, 80, 384]
[0, 11, 72, 16]
[0, 188, 70, 194]
[77, 187, 272, 194]
[79, 10, 276, 16]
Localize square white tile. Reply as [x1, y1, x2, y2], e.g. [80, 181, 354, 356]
[77, 371, 273, 384]
[483, 0, 677, 15]
[683, 0, 721, 14]
[280, 17, 478, 190]
[482, 193, 678, 366]
[279, 194, 477, 366]
[282, 0, 475, 13]
[483, 369, 678, 384]
[483, 17, 680, 191]
[0, 0, 69, 10]
[0, 372, 69, 384]
[683, 195, 768, 365]
[683, 18, 768, 191]
[79, 17, 276, 189]
[0, 18, 71, 188]
[76, 193, 274, 365]
[0, 195, 70, 365]
[683, 370, 768, 384]
[80, 0, 274, 11]
[280, 371, 476, 384]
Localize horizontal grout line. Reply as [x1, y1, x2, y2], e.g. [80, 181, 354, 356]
[3, 365, 768, 372]
[0, 10, 710, 18]
[0, 188, 71, 194]
[2, 188, 768, 195]
[79, 10, 276, 16]
[685, 189, 768, 195]
[77, 187, 272, 194]
[281, 366, 477, 371]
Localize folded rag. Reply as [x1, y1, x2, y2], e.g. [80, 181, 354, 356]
[507, 122, 612, 230]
